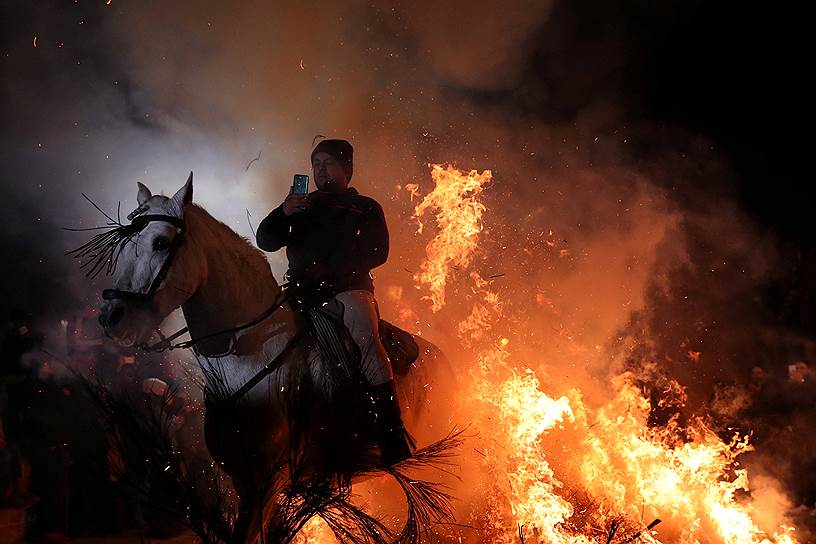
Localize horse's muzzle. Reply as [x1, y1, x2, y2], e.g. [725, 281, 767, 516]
[99, 299, 126, 331]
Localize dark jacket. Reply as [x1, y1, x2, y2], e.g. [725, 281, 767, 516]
[256, 188, 389, 295]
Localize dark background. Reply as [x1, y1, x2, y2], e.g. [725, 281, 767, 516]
[1, 0, 811, 319]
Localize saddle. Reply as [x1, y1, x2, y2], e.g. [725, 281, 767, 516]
[378, 320, 419, 376]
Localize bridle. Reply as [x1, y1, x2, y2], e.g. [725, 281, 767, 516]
[109, 213, 302, 404]
[101, 214, 187, 303]
[96, 212, 207, 352]
[98, 211, 294, 360]
[71, 198, 302, 403]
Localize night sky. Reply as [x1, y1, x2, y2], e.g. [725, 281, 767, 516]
[2, 0, 810, 310]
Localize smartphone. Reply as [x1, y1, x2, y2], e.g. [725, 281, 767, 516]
[293, 174, 310, 194]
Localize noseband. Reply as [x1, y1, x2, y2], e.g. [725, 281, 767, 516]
[74, 203, 298, 400]
[96, 210, 291, 359]
[101, 214, 186, 302]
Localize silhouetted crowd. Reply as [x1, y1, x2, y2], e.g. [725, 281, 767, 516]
[0, 307, 192, 542]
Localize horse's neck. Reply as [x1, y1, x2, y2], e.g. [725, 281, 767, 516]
[181, 207, 283, 356]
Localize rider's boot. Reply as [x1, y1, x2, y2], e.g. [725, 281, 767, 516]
[366, 380, 414, 465]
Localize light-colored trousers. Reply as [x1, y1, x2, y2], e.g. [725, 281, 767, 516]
[333, 290, 393, 386]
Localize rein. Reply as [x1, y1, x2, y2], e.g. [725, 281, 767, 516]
[102, 214, 186, 302]
[73, 205, 299, 401]
[80, 211, 291, 355]
[141, 284, 290, 354]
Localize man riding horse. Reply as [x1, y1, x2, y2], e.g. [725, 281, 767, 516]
[256, 139, 413, 466]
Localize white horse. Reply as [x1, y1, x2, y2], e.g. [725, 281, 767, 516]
[89, 173, 455, 543]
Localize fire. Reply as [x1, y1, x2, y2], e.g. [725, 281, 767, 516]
[411, 164, 491, 311]
[460, 270, 588, 542]
[463, 358, 799, 543]
[575, 375, 799, 544]
[406, 163, 588, 542]
[411, 164, 800, 543]
[472, 348, 584, 543]
[291, 164, 800, 543]
[457, 273, 503, 346]
[293, 516, 335, 543]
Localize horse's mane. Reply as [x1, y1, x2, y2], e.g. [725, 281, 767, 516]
[185, 203, 279, 300]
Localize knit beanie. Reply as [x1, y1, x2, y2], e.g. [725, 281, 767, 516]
[311, 139, 354, 181]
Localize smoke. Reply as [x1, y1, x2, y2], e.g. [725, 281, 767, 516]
[400, 0, 555, 90]
[2, 0, 813, 536]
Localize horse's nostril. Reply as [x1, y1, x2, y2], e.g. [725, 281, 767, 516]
[103, 304, 125, 328]
[109, 305, 125, 327]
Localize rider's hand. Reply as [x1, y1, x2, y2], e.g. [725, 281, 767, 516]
[282, 191, 310, 216]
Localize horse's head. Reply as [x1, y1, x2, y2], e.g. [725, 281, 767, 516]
[98, 172, 204, 345]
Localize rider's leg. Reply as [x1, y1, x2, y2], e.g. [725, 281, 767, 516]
[333, 290, 392, 385]
[334, 290, 413, 464]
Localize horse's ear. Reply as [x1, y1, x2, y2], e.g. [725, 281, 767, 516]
[171, 172, 193, 212]
[137, 182, 152, 206]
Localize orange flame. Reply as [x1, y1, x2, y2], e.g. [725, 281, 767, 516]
[574, 375, 798, 544]
[411, 164, 491, 312]
[293, 163, 800, 543]
[416, 163, 799, 543]
[293, 516, 334, 543]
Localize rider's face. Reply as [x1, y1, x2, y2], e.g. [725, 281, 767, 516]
[312, 152, 348, 191]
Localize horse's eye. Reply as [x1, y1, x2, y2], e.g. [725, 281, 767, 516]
[153, 236, 171, 251]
